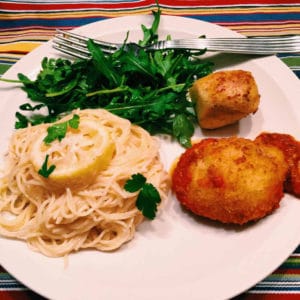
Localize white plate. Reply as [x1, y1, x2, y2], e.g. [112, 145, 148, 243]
[1, 15, 300, 300]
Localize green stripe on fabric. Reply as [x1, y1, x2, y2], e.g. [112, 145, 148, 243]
[280, 257, 300, 269]
[281, 56, 300, 69]
[0, 64, 12, 76]
[265, 274, 300, 281]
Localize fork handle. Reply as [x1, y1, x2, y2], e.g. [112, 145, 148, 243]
[151, 37, 300, 54]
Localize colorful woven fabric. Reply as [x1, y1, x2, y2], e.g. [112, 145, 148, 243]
[1, 1, 299, 74]
[0, 1, 299, 299]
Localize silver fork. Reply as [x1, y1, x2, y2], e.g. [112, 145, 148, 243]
[53, 29, 300, 59]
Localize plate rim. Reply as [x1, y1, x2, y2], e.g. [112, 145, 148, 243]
[1, 14, 300, 300]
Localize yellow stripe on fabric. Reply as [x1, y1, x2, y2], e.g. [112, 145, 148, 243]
[0, 37, 52, 43]
[0, 57, 20, 64]
[229, 23, 300, 28]
[0, 54, 22, 60]
[0, 29, 55, 40]
[229, 24, 300, 36]
[0, 29, 55, 35]
[0, 42, 41, 53]
[227, 30, 300, 36]
[0, 36, 53, 43]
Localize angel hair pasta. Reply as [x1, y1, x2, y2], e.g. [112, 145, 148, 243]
[0, 109, 169, 257]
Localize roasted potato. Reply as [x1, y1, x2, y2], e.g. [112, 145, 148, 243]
[189, 70, 260, 129]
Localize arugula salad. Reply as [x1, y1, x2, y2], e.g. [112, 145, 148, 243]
[1, 9, 213, 148]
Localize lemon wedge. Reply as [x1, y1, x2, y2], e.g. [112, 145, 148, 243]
[30, 119, 115, 189]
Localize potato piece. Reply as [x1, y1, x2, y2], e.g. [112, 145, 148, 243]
[189, 70, 260, 129]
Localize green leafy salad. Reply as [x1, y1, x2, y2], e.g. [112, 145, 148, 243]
[1, 8, 213, 148]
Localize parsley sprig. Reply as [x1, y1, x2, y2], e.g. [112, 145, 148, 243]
[43, 114, 80, 144]
[1, 8, 213, 148]
[38, 154, 56, 178]
[125, 173, 161, 220]
[38, 114, 80, 178]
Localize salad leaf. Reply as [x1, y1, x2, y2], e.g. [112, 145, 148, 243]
[1, 7, 213, 148]
[173, 114, 194, 148]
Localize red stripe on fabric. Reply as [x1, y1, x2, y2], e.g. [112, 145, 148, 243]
[234, 294, 300, 300]
[215, 20, 300, 25]
[273, 269, 300, 275]
[1, 1, 154, 11]
[218, 21, 299, 25]
[160, 0, 300, 5]
[0, 265, 7, 272]
[0, 291, 45, 300]
[0, 25, 82, 32]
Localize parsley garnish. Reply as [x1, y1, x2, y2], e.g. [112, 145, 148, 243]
[43, 114, 80, 144]
[38, 114, 79, 177]
[125, 173, 161, 220]
[38, 154, 56, 178]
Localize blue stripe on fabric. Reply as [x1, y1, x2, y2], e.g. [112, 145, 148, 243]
[278, 53, 300, 59]
[259, 283, 300, 287]
[251, 286, 300, 292]
[0, 60, 14, 65]
[191, 13, 300, 23]
[0, 284, 27, 290]
[0, 273, 27, 290]
[188, 12, 300, 23]
[0, 17, 107, 28]
[0, 281, 27, 290]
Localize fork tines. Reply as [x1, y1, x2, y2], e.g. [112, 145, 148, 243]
[53, 29, 121, 59]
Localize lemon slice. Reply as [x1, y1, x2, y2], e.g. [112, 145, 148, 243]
[30, 119, 115, 188]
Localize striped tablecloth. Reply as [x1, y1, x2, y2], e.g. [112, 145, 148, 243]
[0, 1, 299, 299]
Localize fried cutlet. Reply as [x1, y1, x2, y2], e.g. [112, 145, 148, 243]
[255, 132, 300, 197]
[172, 137, 288, 225]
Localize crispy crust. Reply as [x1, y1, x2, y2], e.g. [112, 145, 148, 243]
[189, 70, 260, 129]
[172, 137, 288, 225]
[255, 132, 300, 197]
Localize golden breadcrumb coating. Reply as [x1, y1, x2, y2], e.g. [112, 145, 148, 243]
[189, 70, 260, 129]
[172, 137, 288, 225]
[255, 132, 300, 197]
